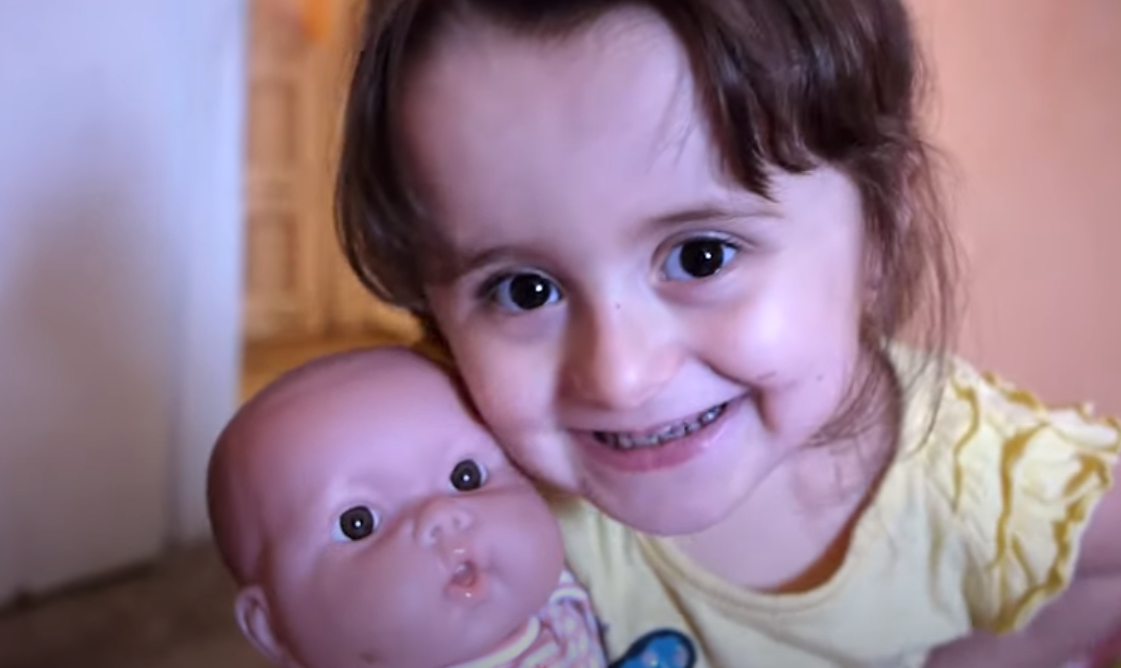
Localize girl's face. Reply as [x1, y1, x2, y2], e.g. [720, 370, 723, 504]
[405, 11, 869, 535]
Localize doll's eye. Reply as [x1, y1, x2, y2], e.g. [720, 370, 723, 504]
[334, 506, 379, 541]
[450, 459, 487, 492]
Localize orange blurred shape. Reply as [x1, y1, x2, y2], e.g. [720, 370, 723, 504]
[300, 0, 330, 43]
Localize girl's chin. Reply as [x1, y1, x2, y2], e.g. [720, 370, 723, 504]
[619, 512, 728, 537]
[581, 479, 744, 536]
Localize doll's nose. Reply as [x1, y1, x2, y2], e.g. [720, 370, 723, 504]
[414, 497, 474, 545]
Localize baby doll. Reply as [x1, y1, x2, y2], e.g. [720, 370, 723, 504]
[205, 346, 608, 668]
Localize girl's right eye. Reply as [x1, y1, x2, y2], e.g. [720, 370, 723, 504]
[333, 505, 379, 542]
[486, 272, 562, 312]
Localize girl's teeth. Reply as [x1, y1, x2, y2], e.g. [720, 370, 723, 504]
[593, 403, 727, 450]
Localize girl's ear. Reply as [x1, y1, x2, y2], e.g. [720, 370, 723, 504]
[234, 585, 301, 668]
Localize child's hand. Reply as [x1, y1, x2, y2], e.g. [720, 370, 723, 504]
[924, 576, 1121, 668]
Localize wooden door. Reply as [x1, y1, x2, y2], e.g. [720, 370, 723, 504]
[242, 0, 327, 341]
[242, 0, 421, 344]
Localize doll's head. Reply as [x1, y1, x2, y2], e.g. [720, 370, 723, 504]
[206, 347, 565, 668]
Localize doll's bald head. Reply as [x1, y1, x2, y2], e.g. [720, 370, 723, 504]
[205, 346, 459, 585]
[204, 346, 565, 668]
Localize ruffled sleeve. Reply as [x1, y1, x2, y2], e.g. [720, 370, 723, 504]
[947, 365, 1121, 633]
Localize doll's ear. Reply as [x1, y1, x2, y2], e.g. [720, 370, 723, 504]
[234, 585, 299, 667]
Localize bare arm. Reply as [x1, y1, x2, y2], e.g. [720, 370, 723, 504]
[925, 460, 1121, 668]
[924, 577, 1121, 668]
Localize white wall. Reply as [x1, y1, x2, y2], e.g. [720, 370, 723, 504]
[0, 0, 246, 601]
[912, 0, 1121, 414]
[165, 0, 251, 546]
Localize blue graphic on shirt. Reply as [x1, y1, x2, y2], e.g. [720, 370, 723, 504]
[610, 629, 697, 668]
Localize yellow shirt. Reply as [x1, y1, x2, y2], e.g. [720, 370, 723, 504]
[551, 350, 1121, 668]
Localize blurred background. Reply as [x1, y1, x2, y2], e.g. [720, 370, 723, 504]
[0, 1, 1117, 667]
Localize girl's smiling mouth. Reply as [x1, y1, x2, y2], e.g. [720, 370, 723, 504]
[591, 403, 729, 450]
[574, 397, 745, 474]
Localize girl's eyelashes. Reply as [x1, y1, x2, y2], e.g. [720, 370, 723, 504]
[333, 505, 380, 542]
[480, 271, 563, 313]
[472, 234, 742, 312]
[661, 236, 742, 282]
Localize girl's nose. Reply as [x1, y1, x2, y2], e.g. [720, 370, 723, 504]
[563, 298, 681, 410]
[413, 496, 474, 546]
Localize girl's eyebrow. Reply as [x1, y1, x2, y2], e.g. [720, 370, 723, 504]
[444, 243, 540, 282]
[648, 203, 778, 228]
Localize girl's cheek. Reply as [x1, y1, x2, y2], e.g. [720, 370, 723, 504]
[705, 289, 808, 378]
[704, 282, 862, 396]
[460, 335, 549, 420]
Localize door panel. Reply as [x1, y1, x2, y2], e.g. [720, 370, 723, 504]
[243, 0, 421, 344]
[243, 0, 325, 341]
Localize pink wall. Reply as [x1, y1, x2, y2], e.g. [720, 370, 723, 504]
[911, 0, 1121, 414]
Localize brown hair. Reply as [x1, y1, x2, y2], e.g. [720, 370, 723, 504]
[335, 0, 960, 440]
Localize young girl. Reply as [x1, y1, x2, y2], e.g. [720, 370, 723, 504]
[333, 0, 1121, 666]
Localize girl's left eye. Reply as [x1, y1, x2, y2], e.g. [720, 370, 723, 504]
[662, 238, 740, 281]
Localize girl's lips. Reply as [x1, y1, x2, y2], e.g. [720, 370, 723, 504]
[573, 397, 744, 474]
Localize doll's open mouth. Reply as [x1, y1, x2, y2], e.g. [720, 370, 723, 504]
[445, 557, 488, 602]
[451, 560, 479, 588]
[591, 402, 729, 450]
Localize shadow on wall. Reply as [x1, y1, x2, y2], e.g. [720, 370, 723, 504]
[0, 105, 173, 605]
